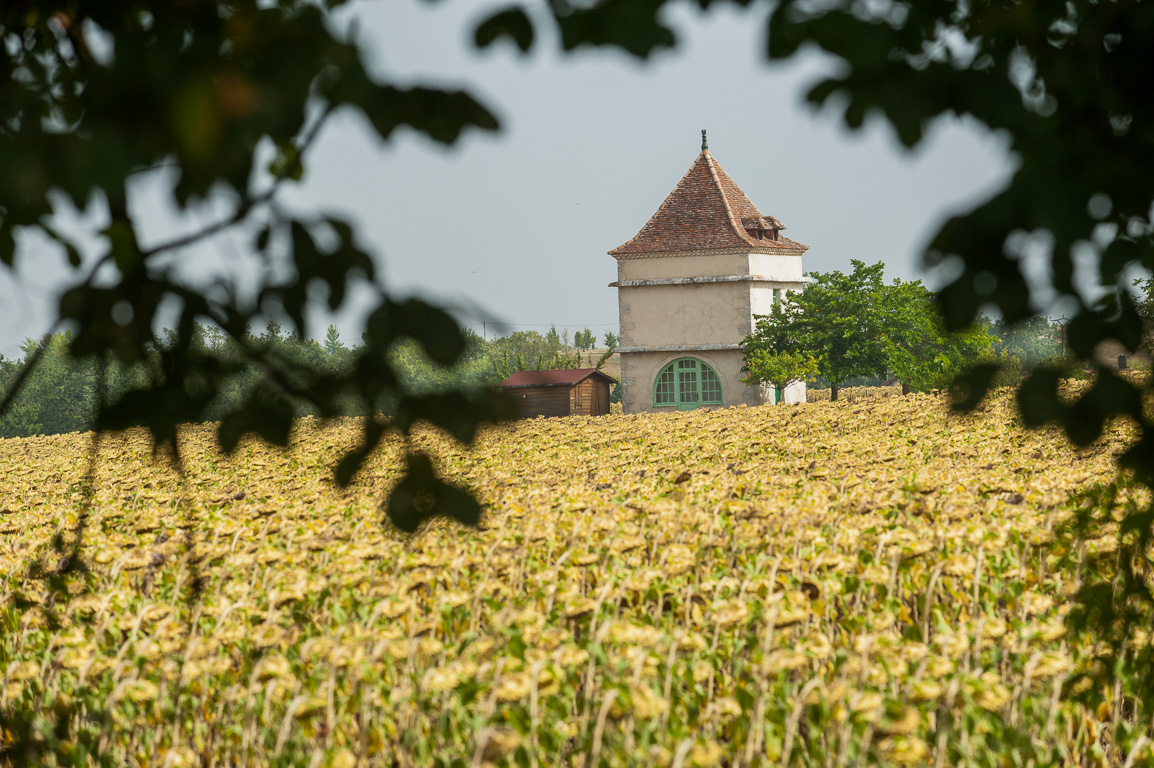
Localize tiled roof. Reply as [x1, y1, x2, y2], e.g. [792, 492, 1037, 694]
[609, 150, 808, 256]
[497, 368, 618, 388]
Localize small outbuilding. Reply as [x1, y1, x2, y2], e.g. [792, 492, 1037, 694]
[497, 368, 617, 418]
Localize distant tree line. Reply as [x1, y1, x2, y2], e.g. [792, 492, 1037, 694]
[0, 323, 620, 439]
[742, 260, 1070, 402]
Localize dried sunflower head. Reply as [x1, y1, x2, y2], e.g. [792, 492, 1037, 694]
[553, 645, 590, 668]
[908, 679, 943, 703]
[116, 679, 159, 703]
[761, 649, 808, 676]
[879, 736, 930, 766]
[422, 667, 459, 693]
[1029, 651, 1071, 680]
[708, 599, 750, 628]
[252, 654, 293, 683]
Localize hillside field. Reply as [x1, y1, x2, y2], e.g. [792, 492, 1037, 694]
[0, 389, 1149, 767]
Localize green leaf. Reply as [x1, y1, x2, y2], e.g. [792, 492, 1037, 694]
[474, 7, 535, 53]
[394, 389, 517, 443]
[1015, 367, 1063, 428]
[360, 86, 500, 145]
[267, 142, 304, 182]
[949, 363, 999, 412]
[217, 384, 295, 454]
[334, 417, 387, 487]
[385, 452, 481, 532]
[0, 223, 14, 267]
[553, 0, 676, 58]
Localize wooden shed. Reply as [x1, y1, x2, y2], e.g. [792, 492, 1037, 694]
[497, 368, 617, 418]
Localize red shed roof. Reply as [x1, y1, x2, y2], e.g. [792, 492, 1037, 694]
[609, 149, 808, 256]
[497, 368, 617, 388]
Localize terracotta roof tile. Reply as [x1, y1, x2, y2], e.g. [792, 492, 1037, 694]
[497, 368, 617, 388]
[609, 150, 808, 256]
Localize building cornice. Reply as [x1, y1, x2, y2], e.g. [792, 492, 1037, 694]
[608, 246, 807, 260]
[619, 343, 742, 354]
[610, 274, 813, 288]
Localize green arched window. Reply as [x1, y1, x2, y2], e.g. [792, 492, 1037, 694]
[653, 358, 723, 410]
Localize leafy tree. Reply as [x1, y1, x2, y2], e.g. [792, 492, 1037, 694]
[881, 280, 998, 394]
[0, 348, 41, 438]
[488, 330, 557, 381]
[544, 346, 582, 370]
[0, 334, 101, 436]
[323, 324, 344, 356]
[0, 325, 507, 440]
[574, 328, 595, 350]
[603, 331, 620, 349]
[746, 264, 999, 398]
[485, 327, 604, 381]
[740, 349, 820, 405]
[745, 260, 888, 401]
[594, 332, 619, 372]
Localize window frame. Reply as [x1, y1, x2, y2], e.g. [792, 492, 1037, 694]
[653, 357, 724, 410]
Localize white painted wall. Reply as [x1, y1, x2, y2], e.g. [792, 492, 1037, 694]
[619, 283, 751, 348]
[748, 251, 806, 280]
[619, 251, 748, 280]
[783, 380, 806, 404]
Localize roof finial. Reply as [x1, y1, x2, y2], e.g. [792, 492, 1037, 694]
[701, 129, 708, 151]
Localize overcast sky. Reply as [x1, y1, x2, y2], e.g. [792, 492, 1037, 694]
[0, 1, 1014, 358]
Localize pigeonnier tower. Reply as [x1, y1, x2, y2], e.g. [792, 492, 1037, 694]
[609, 131, 810, 413]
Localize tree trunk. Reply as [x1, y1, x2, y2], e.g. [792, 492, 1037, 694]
[831, 382, 839, 402]
[902, 381, 910, 396]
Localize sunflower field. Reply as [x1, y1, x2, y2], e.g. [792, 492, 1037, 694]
[1, 387, 1151, 767]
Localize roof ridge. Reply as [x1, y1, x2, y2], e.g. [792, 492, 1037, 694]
[703, 151, 757, 248]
